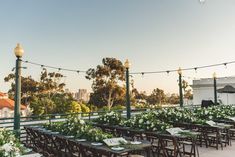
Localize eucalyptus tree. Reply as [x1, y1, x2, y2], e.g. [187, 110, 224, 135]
[86, 58, 126, 110]
[147, 88, 166, 105]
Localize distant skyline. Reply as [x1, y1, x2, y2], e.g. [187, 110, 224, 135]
[1, 0, 235, 94]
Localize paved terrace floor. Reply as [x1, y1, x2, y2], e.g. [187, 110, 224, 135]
[24, 141, 235, 157]
[200, 141, 235, 157]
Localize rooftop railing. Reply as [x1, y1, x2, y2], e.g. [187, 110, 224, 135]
[0, 104, 202, 142]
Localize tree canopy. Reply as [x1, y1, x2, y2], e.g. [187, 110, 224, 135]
[86, 58, 126, 109]
[4, 69, 79, 115]
[147, 88, 166, 105]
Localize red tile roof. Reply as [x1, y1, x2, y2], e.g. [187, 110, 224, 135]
[0, 92, 6, 97]
[0, 92, 26, 110]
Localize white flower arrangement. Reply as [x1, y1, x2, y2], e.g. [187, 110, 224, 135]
[0, 128, 25, 157]
[44, 116, 113, 142]
[95, 111, 123, 125]
[122, 112, 172, 132]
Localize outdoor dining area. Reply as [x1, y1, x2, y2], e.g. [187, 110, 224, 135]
[22, 105, 235, 157]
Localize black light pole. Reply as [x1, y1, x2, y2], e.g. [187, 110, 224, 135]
[124, 59, 131, 119]
[14, 43, 24, 138]
[213, 72, 218, 105]
[178, 68, 183, 107]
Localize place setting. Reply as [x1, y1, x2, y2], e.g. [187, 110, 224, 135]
[75, 138, 87, 142]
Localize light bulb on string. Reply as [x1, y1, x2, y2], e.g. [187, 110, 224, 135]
[166, 71, 170, 76]
[224, 63, 227, 69]
[223, 63, 229, 78]
[141, 72, 144, 78]
[194, 67, 199, 80]
[40, 65, 45, 70]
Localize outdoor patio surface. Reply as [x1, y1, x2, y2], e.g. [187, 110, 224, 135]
[24, 141, 235, 157]
[199, 141, 235, 157]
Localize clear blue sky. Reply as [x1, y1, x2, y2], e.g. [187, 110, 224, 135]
[1, 0, 235, 94]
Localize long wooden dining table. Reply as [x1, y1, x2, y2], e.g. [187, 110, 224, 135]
[92, 123, 201, 157]
[25, 126, 152, 157]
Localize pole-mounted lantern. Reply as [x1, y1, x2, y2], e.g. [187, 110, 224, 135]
[14, 43, 24, 138]
[213, 72, 218, 105]
[178, 67, 183, 107]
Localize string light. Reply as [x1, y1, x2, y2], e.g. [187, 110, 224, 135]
[141, 72, 144, 78]
[130, 60, 235, 75]
[22, 59, 235, 76]
[22, 60, 86, 73]
[224, 63, 227, 69]
[166, 71, 170, 76]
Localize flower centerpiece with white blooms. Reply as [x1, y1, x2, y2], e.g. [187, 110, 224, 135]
[44, 116, 113, 142]
[0, 128, 26, 157]
[94, 111, 123, 125]
[122, 111, 172, 132]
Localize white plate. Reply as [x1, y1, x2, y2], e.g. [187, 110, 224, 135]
[38, 128, 46, 130]
[76, 139, 87, 142]
[45, 129, 51, 132]
[32, 126, 41, 128]
[91, 142, 103, 146]
[130, 141, 142, 145]
[65, 136, 74, 139]
[111, 147, 125, 151]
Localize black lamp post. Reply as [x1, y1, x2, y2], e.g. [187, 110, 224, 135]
[178, 68, 183, 107]
[124, 59, 131, 119]
[213, 72, 218, 105]
[14, 43, 24, 138]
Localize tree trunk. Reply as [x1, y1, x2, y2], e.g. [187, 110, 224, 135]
[107, 90, 113, 111]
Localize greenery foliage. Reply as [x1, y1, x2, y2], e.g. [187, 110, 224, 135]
[44, 116, 113, 142]
[123, 112, 172, 132]
[3, 57, 193, 115]
[0, 129, 26, 157]
[94, 111, 124, 125]
[94, 105, 235, 132]
[86, 58, 126, 110]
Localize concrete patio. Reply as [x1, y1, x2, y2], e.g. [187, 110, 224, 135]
[200, 141, 235, 157]
[25, 141, 235, 157]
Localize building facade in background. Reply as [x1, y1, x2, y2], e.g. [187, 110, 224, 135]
[0, 92, 30, 118]
[191, 77, 235, 105]
[74, 89, 90, 102]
